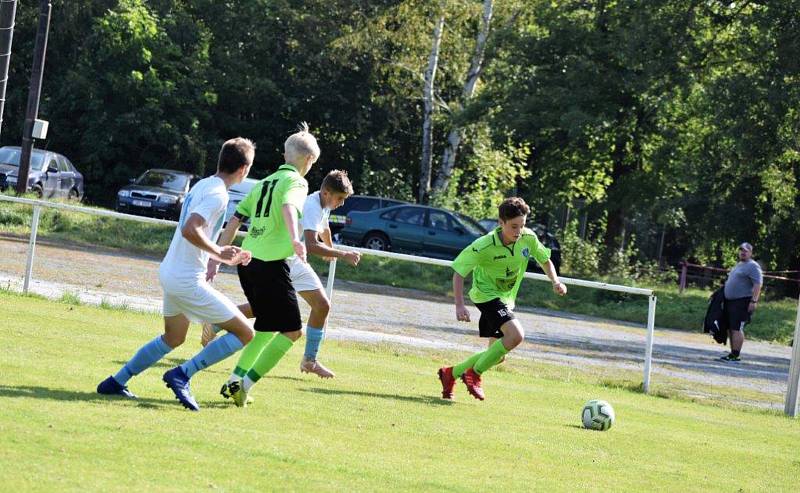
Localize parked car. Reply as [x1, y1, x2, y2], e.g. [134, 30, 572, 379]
[116, 169, 198, 220]
[340, 204, 488, 260]
[224, 177, 260, 230]
[478, 217, 562, 272]
[0, 146, 84, 200]
[329, 195, 410, 236]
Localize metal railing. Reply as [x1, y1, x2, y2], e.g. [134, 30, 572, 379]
[3, 193, 675, 397]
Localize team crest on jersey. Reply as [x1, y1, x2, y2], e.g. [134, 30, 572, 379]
[522, 247, 530, 258]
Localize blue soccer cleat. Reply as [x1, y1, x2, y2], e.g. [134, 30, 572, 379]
[97, 376, 138, 399]
[162, 367, 200, 411]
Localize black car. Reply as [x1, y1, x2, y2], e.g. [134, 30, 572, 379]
[0, 146, 84, 199]
[116, 169, 198, 220]
[329, 195, 410, 236]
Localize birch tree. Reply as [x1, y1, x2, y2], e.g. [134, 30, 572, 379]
[418, 11, 445, 204]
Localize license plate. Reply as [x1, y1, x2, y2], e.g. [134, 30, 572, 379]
[132, 200, 152, 207]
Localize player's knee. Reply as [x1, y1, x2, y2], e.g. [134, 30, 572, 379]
[285, 329, 303, 342]
[312, 297, 331, 317]
[238, 327, 254, 344]
[163, 332, 186, 348]
[506, 331, 524, 348]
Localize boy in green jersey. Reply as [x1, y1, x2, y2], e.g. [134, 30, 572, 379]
[438, 197, 567, 400]
[222, 123, 319, 407]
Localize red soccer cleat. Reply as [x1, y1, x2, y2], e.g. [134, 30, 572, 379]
[438, 367, 456, 399]
[461, 368, 485, 401]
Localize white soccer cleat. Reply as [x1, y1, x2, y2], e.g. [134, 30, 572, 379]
[300, 358, 335, 379]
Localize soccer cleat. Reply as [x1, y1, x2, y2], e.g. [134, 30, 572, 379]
[226, 380, 249, 408]
[437, 367, 456, 400]
[201, 322, 219, 347]
[300, 358, 335, 379]
[220, 382, 254, 404]
[461, 368, 485, 401]
[162, 367, 200, 411]
[720, 353, 741, 362]
[97, 376, 138, 399]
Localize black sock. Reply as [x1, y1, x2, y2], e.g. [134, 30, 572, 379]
[731, 349, 741, 357]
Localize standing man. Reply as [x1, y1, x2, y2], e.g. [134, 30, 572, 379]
[720, 242, 763, 362]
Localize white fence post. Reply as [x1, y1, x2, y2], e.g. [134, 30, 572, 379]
[23, 205, 41, 294]
[325, 258, 337, 301]
[784, 294, 800, 417]
[643, 294, 657, 394]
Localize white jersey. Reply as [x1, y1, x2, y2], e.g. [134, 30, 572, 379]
[300, 190, 330, 237]
[159, 176, 228, 281]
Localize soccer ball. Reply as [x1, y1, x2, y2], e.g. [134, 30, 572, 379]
[581, 399, 615, 431]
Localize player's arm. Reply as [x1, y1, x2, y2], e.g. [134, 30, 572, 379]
[206, 214, 249, 281]
[282, 204, 306, 262]
[531, 235, 566, 296]
[181, 213, 241, 265]
[453, 272, 470, 322]
[304, 227, 361, 266]
[541, 260, 567, 296]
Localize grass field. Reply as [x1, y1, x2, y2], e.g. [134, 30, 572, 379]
[2, 290, 799, 492]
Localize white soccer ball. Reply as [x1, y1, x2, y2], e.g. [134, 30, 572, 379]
[581, 399, 615, 431]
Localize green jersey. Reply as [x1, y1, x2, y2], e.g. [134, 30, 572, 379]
[452, 227, 550, 308]
[236, 164, 308, 261]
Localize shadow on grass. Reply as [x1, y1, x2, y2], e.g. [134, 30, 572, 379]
[299, 387, 454, 406]
[0, 384, 236, 411]
[0, 384, 177, 408]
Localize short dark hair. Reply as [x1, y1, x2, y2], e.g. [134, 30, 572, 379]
[321, 169, 354, 196]
[498, 197, 530, 221]
[217, 137, 255, 173]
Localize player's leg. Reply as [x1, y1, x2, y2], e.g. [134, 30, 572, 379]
[163, 284, 252, 411]
[227, 259, 301, 407]
[97, 294, 188, 398]
[298, 288, 333, 377]
[202, 302, 253, 347]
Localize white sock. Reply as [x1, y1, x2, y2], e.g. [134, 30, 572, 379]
[243, 375, 257, 392]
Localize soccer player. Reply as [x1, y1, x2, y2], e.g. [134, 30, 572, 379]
[219, 123, 320, 407]
[437, 197, 567, 401]
[203, 169, 362, 380]
[97, 138, 257, 411]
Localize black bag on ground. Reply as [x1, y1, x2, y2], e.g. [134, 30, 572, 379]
[704, 288, 728, 345]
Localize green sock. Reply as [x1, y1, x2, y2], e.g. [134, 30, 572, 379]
[452, 352, 483, 378]
[247, 333, 294, 382]
[473, 339, 510, 375]
[231, 331, 274, 378]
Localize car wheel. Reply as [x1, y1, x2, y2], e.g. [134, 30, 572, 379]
[363, 232, 390, 251]
[68, 188, 80, 201]
[32, 184, 44, 198]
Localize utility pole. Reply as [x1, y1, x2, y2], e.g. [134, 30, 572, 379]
[16, 0, 51, 195]
[0, 0, 17, 140]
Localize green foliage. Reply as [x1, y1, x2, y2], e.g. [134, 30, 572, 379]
[431, 124, 531, 219]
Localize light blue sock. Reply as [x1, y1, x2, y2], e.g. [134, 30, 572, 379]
[114, 335, 172, 385]
[180, 333, 244, 379]
[304, 326, 325, 361]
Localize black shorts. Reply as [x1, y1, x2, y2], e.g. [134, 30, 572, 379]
[724, 297, 752, 332]
[475, 298, 516, 339]
[237, 258, 302, 333]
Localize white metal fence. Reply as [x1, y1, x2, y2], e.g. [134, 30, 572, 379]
[5, 193, 796, 413]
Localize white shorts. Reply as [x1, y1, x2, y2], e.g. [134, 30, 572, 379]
[159, 271, 240, 324]
[288, 256, 324, 293]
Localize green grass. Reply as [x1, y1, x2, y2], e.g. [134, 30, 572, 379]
[1, 290, 799, 492]
[1, 198, 796, 342]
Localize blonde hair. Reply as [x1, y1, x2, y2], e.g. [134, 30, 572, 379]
[284, 121, 320, 162]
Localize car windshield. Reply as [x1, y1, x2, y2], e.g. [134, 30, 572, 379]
[0, 148, 46, 171]
[136, 171, 189, 191]
[455, 213, 487, 235]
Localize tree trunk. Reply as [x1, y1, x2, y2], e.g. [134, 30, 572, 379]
[418, 13, 445, 204]
[431, 0, 494, 196]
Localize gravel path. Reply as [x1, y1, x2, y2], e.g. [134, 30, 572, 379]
[1, 234, 793, 409]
